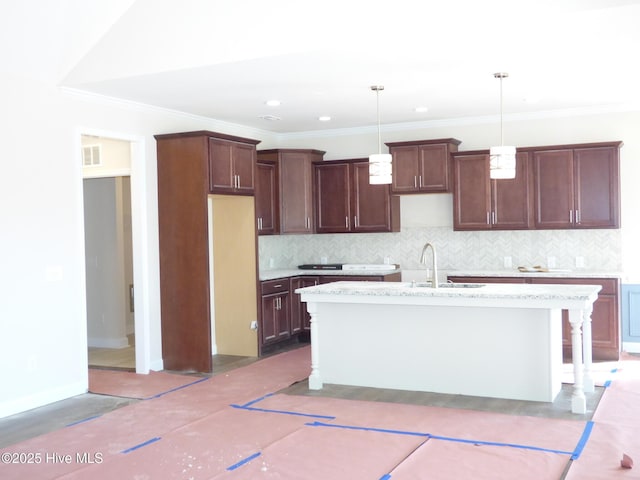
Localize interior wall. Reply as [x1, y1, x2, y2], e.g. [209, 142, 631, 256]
[0, 70, 275, 418]
[211, 195, 259, 357]
[83, 177, 129, 348]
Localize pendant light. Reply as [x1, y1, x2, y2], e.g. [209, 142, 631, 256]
[369, 85, 392, 184]
[489, 72, 516, 179]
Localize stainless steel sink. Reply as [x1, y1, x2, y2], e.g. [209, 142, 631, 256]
[410, 282, 485, 288]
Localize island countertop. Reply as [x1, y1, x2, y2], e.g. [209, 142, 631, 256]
[260, 267, 401, 281]
[446, 269, 622, 279]
[296, 280, 602, 306]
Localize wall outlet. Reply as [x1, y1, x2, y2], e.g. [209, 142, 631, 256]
[503, 256, 512, 268]
[384, 256, 391, 265]
[575, 256, 585, 268]
[547, 256, 556, 269]
[250, 320, 258, 330]
[320, 256, 328, 265]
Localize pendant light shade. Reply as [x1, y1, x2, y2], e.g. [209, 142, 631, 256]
[369, 85, 392, 184]
[489, 73, 516, 180]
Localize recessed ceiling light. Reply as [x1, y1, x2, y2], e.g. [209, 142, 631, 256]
[415, 106, 429, 113]
[265, 100, 281, 107]
[318, 116, 331, 122]
[258, 114, 281, 121]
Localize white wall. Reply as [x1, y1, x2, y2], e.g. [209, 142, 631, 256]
[0, 71, 275, 418]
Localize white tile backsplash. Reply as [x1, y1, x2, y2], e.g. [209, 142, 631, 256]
[259, 227, 622, 273]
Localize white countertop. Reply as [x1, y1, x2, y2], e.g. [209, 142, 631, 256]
[296, 280, 601, 309]
[260, 267, 401, 281]
[446, 269, 622, 279]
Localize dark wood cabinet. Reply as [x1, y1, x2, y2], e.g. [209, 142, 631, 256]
[448, 274, 620, 361]
[530, 277, 620, 361]
[208, 137, 257, 194]
[255, 161, 278, 235]
[314, 158, 400, 234]
[386, 138, 461, 194]
[257, 149, 325, 235]
[533, 142, 621, 229]
[453, 151, 532, 231]
[155, 130, 260, 372]
[260, 279, 291, 346]
[290, 276, 319, 332]
[318, 272, 402, 284]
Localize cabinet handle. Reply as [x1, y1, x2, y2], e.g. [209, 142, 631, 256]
[306, 217, 310, 229]
[273, 284, 282, 288]
[354, 216, 358, 228]
[419, 175, 423, 188]
[414, 176, 418, 188]
[257, 217, 261, 230]
[486, 212, 490, 225]
[345, 216, 349, 228]
[569, 210, 573, 223]
[491, 211, 496, 225]
[576, 210, 580, 224]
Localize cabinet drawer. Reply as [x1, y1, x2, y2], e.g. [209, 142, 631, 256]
[261, 279, 289, 295]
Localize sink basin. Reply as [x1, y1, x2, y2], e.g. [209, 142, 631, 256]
[410, 282, 485, 288]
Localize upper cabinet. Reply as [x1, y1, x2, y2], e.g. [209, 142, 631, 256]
[453, 141, 622, 231]
[314, 159, 400, 234]
[256, 149, 325, 235]
[453, 151, 532, 231]
[533, 142, 622, 229]
[255, 160, 279, 235]
[386, 138, 462, 194]
[208, 137, 258, 194]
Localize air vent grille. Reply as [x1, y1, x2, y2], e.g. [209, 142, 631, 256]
[82, 145, 101, 166]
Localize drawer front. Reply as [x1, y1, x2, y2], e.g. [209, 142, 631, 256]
[261, 279, 289, 295]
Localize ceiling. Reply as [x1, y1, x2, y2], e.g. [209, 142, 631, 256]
[17, 0, 640, 134]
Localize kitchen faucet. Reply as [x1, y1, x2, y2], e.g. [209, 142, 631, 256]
[420, 242, 438, 288]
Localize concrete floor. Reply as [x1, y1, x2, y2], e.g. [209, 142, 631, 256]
[0, 344, 604, 449]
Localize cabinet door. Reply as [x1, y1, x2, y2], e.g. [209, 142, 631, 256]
[208, 138, 235, 192]
[280, 152, 315, 234]
[352, 162, 393, 232]
[291, 276, 319, 332]
[314, 162, 351, 233]
[533, 149, 574, 229]
[391, 145, 421, 193]
[232, 142, 256, 194]
[453, 154, 492, 230]
[573, 146, 619, 228]
[418, 144, 450, 192]
[260, 293, 290, 345]
[492, 152, 532, 229]
[255, 162, 278, 235]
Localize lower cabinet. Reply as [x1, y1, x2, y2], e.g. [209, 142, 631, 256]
[259, 272, 401, 352]
[259, 279, 291, 348]
[447, 275, 620, 361]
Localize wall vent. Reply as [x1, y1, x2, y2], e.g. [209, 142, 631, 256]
[82, 145, 101, 166]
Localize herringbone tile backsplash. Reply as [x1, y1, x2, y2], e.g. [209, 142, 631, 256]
[259, 227, 622, 272]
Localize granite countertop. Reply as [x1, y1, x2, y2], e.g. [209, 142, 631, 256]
[446, 269, 623, 279]
[296, 280, 602, 303]
[260, 267, 401, 281]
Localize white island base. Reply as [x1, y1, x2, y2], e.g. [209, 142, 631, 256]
[298, 282, 601, 414]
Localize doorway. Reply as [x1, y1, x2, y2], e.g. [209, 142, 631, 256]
[79, 130, 151, 373]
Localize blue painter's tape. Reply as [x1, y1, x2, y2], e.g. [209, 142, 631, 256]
[610, 368, 618, 373]
[146, 376, 209, 399]
[66, 414, 101, 427]
[231, 404, 335, 420]
[227, 451, 261, 471]
[239, 392, 276, 408]
[603, 380, 612, 388]
[379, 474, 392, 480]
[306, 421, 430, 438]
[571, 421, 594, 460]
[306, 422, 575, 456]
[121, 437, 161, 454]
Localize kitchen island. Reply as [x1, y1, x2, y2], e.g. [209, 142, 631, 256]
[296, 281, 601, 414]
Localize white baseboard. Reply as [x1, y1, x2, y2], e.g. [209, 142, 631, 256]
[0, 380, 86, 419]
[623, 342, 640, 354]
[87, 336, 130, 349]
[149, 358, 164, 372]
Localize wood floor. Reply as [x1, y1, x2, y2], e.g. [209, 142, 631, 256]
[88, 334, 135, 370]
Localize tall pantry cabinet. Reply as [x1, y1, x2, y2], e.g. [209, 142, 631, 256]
[155, 130, 261, 372]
